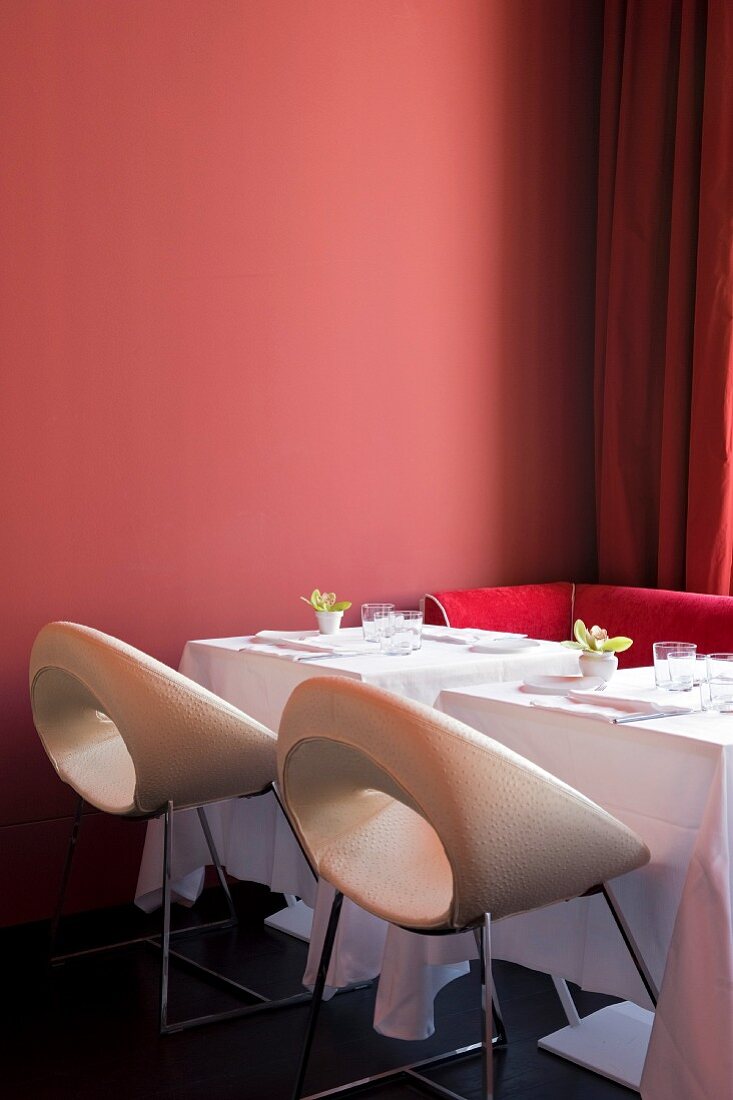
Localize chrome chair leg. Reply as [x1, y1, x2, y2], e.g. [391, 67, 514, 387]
[156, 800, 311, 1034]
[292, 890, 344, 1100]
[477, 913, 495, 1100]
[472, 923, 507, 1050]
[602, 883, 658, 1006]
[49, 797, 85, 959]
[196, 806, 237, 925]
[49, 793, 311, 1034]
[160, 800, 173, 1032]
[292, 898, 503, 1100]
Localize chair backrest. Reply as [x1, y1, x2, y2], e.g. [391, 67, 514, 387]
[30, 622, 277, 817]
[278, 677, 649, 932]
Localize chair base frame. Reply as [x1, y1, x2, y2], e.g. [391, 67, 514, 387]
[292, 882, 658, 1100]
[292, 893, 501, 1100]
[50, 789, 312, 1034]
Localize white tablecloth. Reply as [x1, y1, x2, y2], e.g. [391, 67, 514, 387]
[439, 670, 733, 1100]
[135, 629, 578, 1033]
[173, 629, 580, 728]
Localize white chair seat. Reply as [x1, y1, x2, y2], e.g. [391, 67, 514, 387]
[320, 800, 453, 930]
[56, 730, 136, 815]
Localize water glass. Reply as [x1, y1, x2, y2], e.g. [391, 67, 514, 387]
[693, 654, 708, 685]
[399, 610, 423, 650]
[667, 650, 696, 691]
[379, 611, 419, 656]
[693, 655, 714, 710]
[361, 603, 395, 642]
[706, 653, 733, 713]
[653, 641, 696, 690]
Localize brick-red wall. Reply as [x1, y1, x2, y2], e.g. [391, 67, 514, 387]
[0, 0, 601, 925]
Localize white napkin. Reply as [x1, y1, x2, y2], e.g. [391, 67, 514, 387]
[421, 627, 474, 644]
[421, 627, 526, 645]
[530, 690, 695, 723]
[241, 631, 372, 657]
[246, 632, 335, 653]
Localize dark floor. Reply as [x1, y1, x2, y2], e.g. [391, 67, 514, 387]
[2, 883, 636, 1100]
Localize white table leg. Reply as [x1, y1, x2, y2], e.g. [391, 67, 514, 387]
[264, 897, 314, 941]
[539, 979, 653, 1092]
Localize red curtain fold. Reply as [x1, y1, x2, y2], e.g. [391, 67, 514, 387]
[595, 0, 733, 593]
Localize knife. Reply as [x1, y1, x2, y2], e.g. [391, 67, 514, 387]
[296, 651, 366, 661]
[612, 708, 692, 724]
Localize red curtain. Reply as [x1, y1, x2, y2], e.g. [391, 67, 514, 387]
[595, 0, 733, 593]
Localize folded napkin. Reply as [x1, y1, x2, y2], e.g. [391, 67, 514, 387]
[421, 627, 527, 645]
[246, 632, 336, 654]
[530, 690, 695, 723]
[240, 631, 372, 657]
[421, 627, 474, 645]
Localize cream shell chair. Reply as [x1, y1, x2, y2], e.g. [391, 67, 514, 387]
[278, 676, 657, 1100]
[30, 621, 309, 1033]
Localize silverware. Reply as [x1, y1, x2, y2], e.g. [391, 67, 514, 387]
[296, 651, 364, 662]
[612, 708, 692, 724]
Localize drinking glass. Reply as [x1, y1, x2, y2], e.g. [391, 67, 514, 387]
[653, 641, 696, 690]
[361, 603, 395, 642]
[667, 650, 696, 691]
[378, 611, 415, 656]
[399, 610, 423, 651]
[705, 653, 733, 713]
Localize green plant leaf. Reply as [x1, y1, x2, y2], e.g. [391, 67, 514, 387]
[601, 636, 633, 653]
[330, 601, 352, 612]
[573, 619, 591, 648]
[561, 640, 583, 650]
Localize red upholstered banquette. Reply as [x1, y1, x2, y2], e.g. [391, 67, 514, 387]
[424, 582, 733, 670]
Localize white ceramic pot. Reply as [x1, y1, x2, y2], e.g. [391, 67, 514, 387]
[315, 610, 343, 635]
[579, 652, 618, 682]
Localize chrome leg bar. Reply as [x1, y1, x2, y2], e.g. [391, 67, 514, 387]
[477, 914, 495, 1100]
[51, 802, 236, 964]
[49, 794, 311, 1033]
[548, 883, 658, 1038]
[473, 922, 507, 1051]
[293, 895, 502, 1100]
[49, 796, 85, 959]
[292, 890, 344, 1099]
[602, 883, 658, 1007]
[156, 800, 310, 1034]
[160, 799, 173, 1032]
[196, 805, 238, 923]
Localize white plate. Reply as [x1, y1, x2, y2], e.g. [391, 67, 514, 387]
[521, 675, 604, 695]
[471, 639, 540, 654]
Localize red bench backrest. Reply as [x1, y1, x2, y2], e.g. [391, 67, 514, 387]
[424, 582, 574, 642]
[574, 584, 733, 670]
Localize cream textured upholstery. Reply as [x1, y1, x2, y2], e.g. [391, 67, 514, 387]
[281, 678, 653, 1100]
[278, 676, 650, 932]
[30, 622, 277, 816]
[30, 622, 301, 1036]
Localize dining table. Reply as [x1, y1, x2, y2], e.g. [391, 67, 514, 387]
[439, 669, 733, 1100]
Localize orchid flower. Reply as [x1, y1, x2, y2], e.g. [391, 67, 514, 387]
[562, 618, 632, 655]
[300, 588, 352, 613]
